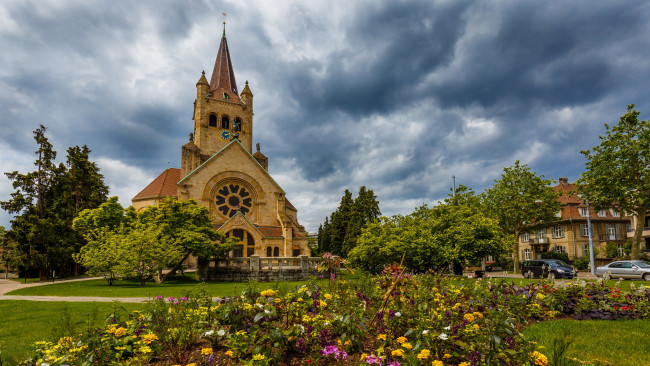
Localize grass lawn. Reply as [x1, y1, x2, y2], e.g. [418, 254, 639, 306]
[6, 273, 363, 298]
[522, 319, 650, 366]
[0, 300, 142, 364]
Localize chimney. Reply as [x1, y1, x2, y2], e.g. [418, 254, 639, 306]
[559, 177, 569, 185]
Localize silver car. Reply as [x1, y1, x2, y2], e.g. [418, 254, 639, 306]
[595, 260, 650, 280]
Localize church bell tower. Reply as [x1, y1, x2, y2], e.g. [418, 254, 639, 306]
[182, 24, 254, 178]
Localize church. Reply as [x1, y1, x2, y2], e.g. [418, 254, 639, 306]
[132, 28, 311, 261]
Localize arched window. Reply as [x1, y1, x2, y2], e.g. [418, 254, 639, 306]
[292, 245, 301, 257]
[227, 229, 255, 257]
[209, 114, 217, 127]
[266, 246, 272, 257]
[273, 247, 279, 257]
[234, 117, 242, 131]
[221, 116, 230, 129]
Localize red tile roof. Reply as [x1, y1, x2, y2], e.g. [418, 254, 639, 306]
[132, 168, 180, 200]
[285, 197, 296, 210]
[553, 179, 631, 221]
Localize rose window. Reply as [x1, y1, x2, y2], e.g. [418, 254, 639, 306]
[215, 184, 252, 217]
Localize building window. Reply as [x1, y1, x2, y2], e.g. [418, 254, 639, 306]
[223, 92, 230, 99]
[273, 247, 280, 257]
[209, 114, 217, 127]
[605, 224, 617, 240]
[215, 184, 253, 218]
[627, 224, 633, 232]
[579, 207, 589, 217]
[617, 244, 625, 257]
[555, 210, 562, 218]
[553, 226, 564, 238]
[292, 246, 301, 257]
[598, 209, 606, 217]
[228, 229, 255, 257]
[537, 228, 547, 243]
[583, 244, 590, 257]
[552, 246, 566, 253]
[580, 224, 593, 237]
[221, 116, 230, 129]
[611, 209, 619, 217]
[523, 249, 532, 260]
[521, 232, 530, 242]
[266, 246, 272, 257]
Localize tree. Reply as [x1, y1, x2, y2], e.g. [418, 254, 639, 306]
[484, 161, 561, 272]
[74, 197, 236, 285]
[578, 105, 650, 260]
[1, 126, 108, 278]
[73, 197, 135, 285]
[317, 187, 381, 257]
[348, 202, 508, 274]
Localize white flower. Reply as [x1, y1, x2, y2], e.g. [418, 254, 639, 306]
[217, 329, 226, 337]
[438, 333, 448, 340]
[264, 309, 271, 314]
[443, 326, 451, 330]
[422, 330, 429, 335]
[257, 304, 264, 309]
[297, 324, 305, 333]
[394, 312, 401, 317]
[204, 330, 215, 337]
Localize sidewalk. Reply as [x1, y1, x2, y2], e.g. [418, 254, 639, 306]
[0, 277, 155, 303]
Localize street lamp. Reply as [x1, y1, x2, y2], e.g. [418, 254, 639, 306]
[578, 194, 596, 276]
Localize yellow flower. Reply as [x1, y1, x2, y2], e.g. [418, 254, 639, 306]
[459, 363, 469, 366]
[236, 330, 247, 336]
[360, 353, 368, 360]
[319, 300, 327, 307]
[473, 312, 483, 319]
[139, 346, 152, 354]
[417, 349, 431, 360]
[391, 349, 405, 357]
[443, 353, 451, 359]
[225, 350, 235, 358]
[261, 289, 276, 297]
[201, 347, 213, 355]
[324, 293, 333, 300]
[472, 324, 479, 330]
[114, 327, 127, 337]
[252, 354, 266, 361]
[397, 336, 408, 344]
[187, 364, 196, 366]
[401, 342, 413, 350]
[463, 313, 475, 323]
[274, 298, 281, 303]
[377, 334, 387, 341]
[532, 351, 548, 366]
[143, 333, 158, 344]
[432, 360, 444, 366]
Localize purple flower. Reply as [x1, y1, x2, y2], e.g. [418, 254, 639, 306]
[388, 362, 401, 366]
[322, 345, 338, 356]
[366, 355, 382, 364]
[208, 353, 214, 365]
[167, 296, 176, 302]
[330, 273, 336, 281]
[155, 295, 163, 300]
[180, 296, 188, 302]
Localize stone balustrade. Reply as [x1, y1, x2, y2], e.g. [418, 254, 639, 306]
[196, 255, 339, 282]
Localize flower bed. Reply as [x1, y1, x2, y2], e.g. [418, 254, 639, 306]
[21, 269, 650, 366]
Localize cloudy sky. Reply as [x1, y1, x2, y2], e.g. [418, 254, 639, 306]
[1, 0, 650, 232]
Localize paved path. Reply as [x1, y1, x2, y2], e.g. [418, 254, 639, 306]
[0, 277, 152, 303]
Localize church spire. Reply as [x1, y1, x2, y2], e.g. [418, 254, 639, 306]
[209, 22, 241, 103]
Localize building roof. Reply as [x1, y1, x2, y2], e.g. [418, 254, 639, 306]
[132, 168, 180, 200]
[209, 34, 242, 103]
[256, 226, 306, 238]
[553, 178, 631, 222]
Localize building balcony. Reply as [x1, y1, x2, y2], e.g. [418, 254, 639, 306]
[529, 237, 550, 247]
[599, 233, 627, 242]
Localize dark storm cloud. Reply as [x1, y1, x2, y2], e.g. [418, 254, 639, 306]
[2, 0, 650, 231]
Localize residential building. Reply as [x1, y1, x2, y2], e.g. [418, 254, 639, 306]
[519, 177, 632, 262]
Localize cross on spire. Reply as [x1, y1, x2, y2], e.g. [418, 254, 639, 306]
[222, 12, 226, 36]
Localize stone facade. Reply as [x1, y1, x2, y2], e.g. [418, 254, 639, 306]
[132, 31, 310, 263]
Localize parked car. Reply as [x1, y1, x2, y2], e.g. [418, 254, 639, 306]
[595, 260, 650, 280]
[521, 259, 578, 279]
